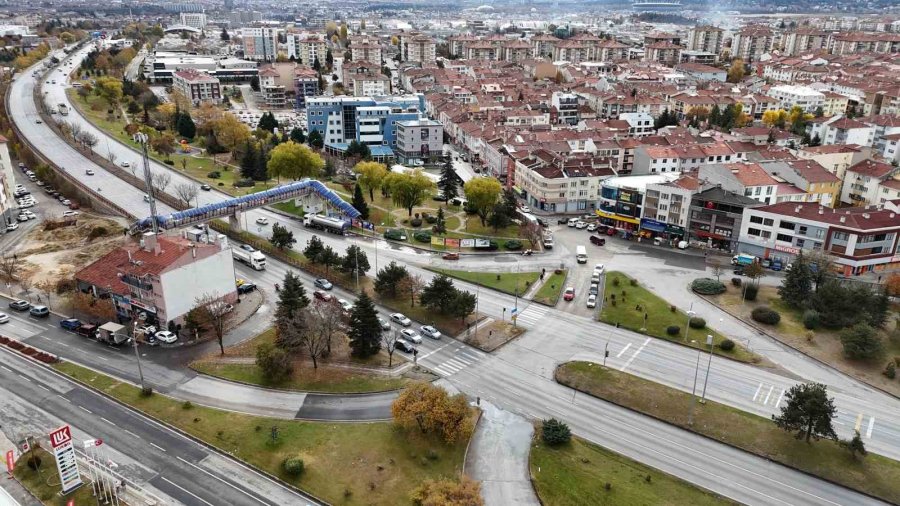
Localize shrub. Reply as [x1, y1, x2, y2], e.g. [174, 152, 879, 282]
[88, 226, 108, 240]
[140, 386, 154, 397]
[691, 278, 725, 295]
[235, 178, 255, 187]
[751, 306, 781, 325]
[207, 171, 221, 179]
[840, 323, 883, 360]
[504, 239, 523, 251]
[413, 231, 431, 243]
[612, 277, 620, 287]
[670, 305, 677, 313]
[182, 401, 193, 410]
[425, 215, 437, 224]
[743, 284, 758, 301]
[410, 218, 423, 227]
[884, 362, 896, 379]
[802, 310, 820, 330]
[719, 339, 735, 351]
[689, 317, 706, 329]
[282, 456, 305, 477]
[629, 278, 638, 286]
[541, 418, 571, 446]
[164, 160, 174, 166]
[487, 240, 499, 251]
[384, 229, 406, 241]
[666, 325, 680, 336]
[732, 277, 742, 287]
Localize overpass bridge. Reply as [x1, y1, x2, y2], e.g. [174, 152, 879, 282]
[130, 179, 360, 234]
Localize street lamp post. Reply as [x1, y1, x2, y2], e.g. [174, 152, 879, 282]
[688, 338, 703, 425]
[700, 334, 714, 404]
[683, 302, 695, 343]
[131, 322, 146, 392]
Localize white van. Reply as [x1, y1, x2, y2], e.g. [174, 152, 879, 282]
[576, 245, 587, 264]
[567, 217, 578, 227]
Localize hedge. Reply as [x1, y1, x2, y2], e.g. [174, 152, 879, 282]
[691, 278, 726, 295]
[688, 317, 706, 329]
[751, 306, 781, 325]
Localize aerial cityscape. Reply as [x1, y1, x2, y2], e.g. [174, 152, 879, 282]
[0, 0, 898, 505]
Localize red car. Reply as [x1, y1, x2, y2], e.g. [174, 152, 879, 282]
[442, 252, 459, 260]
[563, 287, 575, 301]
[313, 290, 333, 302]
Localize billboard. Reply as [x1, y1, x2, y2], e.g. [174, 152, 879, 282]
[49, 425, 82, 495]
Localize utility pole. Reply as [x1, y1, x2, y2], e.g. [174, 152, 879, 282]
[134, 133, 159, 235]
[354, 245, 359, 292]
[688, 339, 702, 425]
[700, 334, 714, 403]
[131, 322, 146, 392]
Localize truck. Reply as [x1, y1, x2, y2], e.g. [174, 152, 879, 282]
[58, 103, 68, 116]
[303, 214, 349, 235]
[576, 245, 587, 264]
[96, 322, 131, 346]
[232, 247, 267, 270]
[731, 253, 757, 266]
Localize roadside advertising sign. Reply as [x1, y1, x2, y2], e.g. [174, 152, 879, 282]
[49, 425, 82, 494]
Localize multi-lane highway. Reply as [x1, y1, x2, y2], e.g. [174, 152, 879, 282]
[5, 45, 897, 505]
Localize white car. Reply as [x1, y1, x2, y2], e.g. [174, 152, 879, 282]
[153, 330, 177, 344]
[519, 205, 531, 214]
[62, 211, 79, 218]
[6, 223, 18, 232]
[586, 294, 597, 308]
[377, 316, 390, 331]
[143, 194, 150, 202]
[85, 169, 95, 175]
[400, 328, 422, 344]
[594, 264, 605, 275]
[16, 213, 29, 222]
[586, 223, 598, 232]
[575, 221, 587, 229]
[0, 313, 9, 324]
[255, 217, 269, 226]
[390, 312, 412, 327]
[337, 298, 353, 313]
[120, 161, 131, 168]
[420, 325, 441, 340]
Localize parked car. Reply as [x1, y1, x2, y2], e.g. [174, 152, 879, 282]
[85, 169, 95, 175]
[563, 287, 575, 301]
[589, 235, 605, 246]
[237, 283, 257, 294]
[390, 313, 412, 326]
[594, 264, 605, 275]
[442, 252, 459, 260]
[120, 161, 130, 168]
[29, 305, 50, 318]
[519, 205, 531, 213]
[586, 223, 598, 232]
[154, 330, 178, 344]
[313, 290, 333, 302]
[314, 278, 333, 290]
[60, 318, 82, 331]
[5, 223, 18, 232]
[255, 217, 269, 226]
[400, 328, 422, 344]
[575, 221, 587, 229]
[200, 184, 211, 191]
[377, 316, 390, 331]
[587, 294, 597, 308]
[337, 298, 354, 313]
[394, 338, 415, 353]
[420, 325, 441, 339]
[8, 300, 30, 311]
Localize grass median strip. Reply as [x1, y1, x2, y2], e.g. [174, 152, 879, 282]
[601, 272, 759, 363]
[530, 435, 736, 506]
[53, 361, 468, 505]
[428, 268, 539, 297]
[556, 361, 900, 504]
[532, 270, 567, 306]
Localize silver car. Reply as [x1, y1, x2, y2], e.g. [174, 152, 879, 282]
[400, 329, 422, 344]
[390, 313, 411, 327]
[420, 325, 441, 340]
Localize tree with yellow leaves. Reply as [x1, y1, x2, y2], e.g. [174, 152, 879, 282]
[267, 141, 325, 181]
[391, 382, 474, 444]
[762, 109, 789, 129]
[727, 59, 745, 83]
[94, 76, 124, 108]
[353, 160, 389, 201]
[211, 113, 251, 153]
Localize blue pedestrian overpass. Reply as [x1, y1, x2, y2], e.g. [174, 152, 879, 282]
[130, 179, 360, 234]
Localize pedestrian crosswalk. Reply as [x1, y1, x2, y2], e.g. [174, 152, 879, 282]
[752, 382, 784, 408]
[432, 348, 485, 377]
[512, 305, 549, 327]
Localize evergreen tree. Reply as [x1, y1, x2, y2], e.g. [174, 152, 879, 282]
[315, 245, 341, 274]
[289, 127, 306, 144]
[773, 383, 838, 443]
[325, 49, 334, 70]
[220, 27, 230, 41]
[176, 113, 196, 139]
[778, 253, 813, 308]
[269, 223, 296, 249]
[258, 112, 278, 132]
[437, 158, 459, 203]
[374, 261, 409, 298]
[253, 144, 269, 181]
[487, 202, 511, 231]
[312, 56, 322, 73]
[303, 235, 324, 259]
[348, 291, 382, 357]
[341, 244, 370, 277]
[352, 183, 369, 219]
[809, 133, 821, 147]
[419, 274, 458, 313]
[308, 130, 324, 149]
[274, 271, 309, 329]
[433, 207, 446, 235]
[250, 75, 260, 92]
[709, 105, 721, 128]
[240, 142, 257, 180]
[846, 431, 867, 459]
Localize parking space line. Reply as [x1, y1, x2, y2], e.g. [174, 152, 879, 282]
[866, 417, 875, 438]
[763, 386, 773, 405]
[752, 383, 762, 402]
[774, 389, 785, 408]
[616, 343, 632, 358]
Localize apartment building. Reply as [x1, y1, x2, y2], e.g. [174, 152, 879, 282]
[351, 42, 383, 65]
[172, 69, 221, 105]
[514, 151, 614, 213]
[806, 116, 875, 147]
[395, 119, 443, 164]
[758, 159, 842, 208]
[286, 34, 328, 67]
[644, 41, 683, 66]
[178, 12, 207, 29]
[631, 142, 746, 175]
[346, 62, 390, 97]
[306, 95, 426, 156]
[699, 162, 780, 205]
[795, 144, 866, 181]
[688, 186, 761, 252]
[782, 28, 831, 56]
[294, 66, 320, 109]
[598, 174, 680, 232]
[841, 159, 900, 206]
[640, 173, 700, 242]
[258, 66, 286, 109]
[767, 85, 825, 113]
[405, 36, 436, 64]
[552, 92, 579, 125]
[686, 25, 724, 56]
[242, 27, 279, 62]
[532, 34, 560, 59]
[618, 112, 655, 137]
[737, 201, 900, 276]
[731, 25, 774, 63]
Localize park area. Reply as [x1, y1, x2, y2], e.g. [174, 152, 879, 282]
[55, 362, 473, 506]
[555, 361, 900, 504]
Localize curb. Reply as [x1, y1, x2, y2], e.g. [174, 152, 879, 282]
[554, 365, 894, 506]
[696, 292, 900, 403]
[460, 407, 483, 479]
[184, 365, 410, 397]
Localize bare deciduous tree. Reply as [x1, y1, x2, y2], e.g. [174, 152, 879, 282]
[295, 310, 329, 369]
[0, 256, 22, 286]
[17, 272, 34, 302]
[380, 327, 399, 367]
[709, 258, 723, 282]
[150, 171, 172, 194]
[194, 292, 236, 354]
[309, 300, 344, 357]
[107, 150, 117, 167]
[78, 131, 99, 154]
[69, 122, 82, 141]
[35, 279, 56, 309]
[522, 221, 543, 250]
[399, 273, 425, 307]
[173, 182, 198, 207]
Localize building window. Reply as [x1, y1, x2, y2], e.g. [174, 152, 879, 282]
[777, 233, 793, 242]
[750, 215, 763, 224]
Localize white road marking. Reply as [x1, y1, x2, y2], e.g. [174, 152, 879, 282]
[160, 477, 214, 506]
[433, 365, 455, 377]
[444, 358, 469, 370]
[620, 338, 650, 371]
[0, 365, 11, 372]
[866, 417, 875, 438]
[17, 374, 29, 382]
[57, 395, 69, 403]
[774, 389, 785, 408]
[616, 343, 632, 358]
[763, 386, 774, 405]
[95, 356, 109, 361]
[416, 342, 451, 361]
[752, 383, 762, 402]
[36, 384, 50, 392]
[123, 429, 140, 439]
[78, 406, 91, 414]
[100, 417, 115, 426]
[150, 442, 166, 452]
[176, 456, 270, 505]
[57, 342, 69, 348]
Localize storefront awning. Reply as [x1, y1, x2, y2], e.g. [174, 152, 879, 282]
[596, 210, 640, 225]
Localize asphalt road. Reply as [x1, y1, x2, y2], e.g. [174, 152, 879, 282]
[8, 48, 900, 505]
[0, 347, 321, 506]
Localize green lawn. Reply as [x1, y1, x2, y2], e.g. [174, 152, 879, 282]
[14, 448, 97, 506]
[531, 436, 735, 506]
[54, 362, 469, 505]
[460, 215, 522, 239]
[533, 270, 567, 306]
[556, 361, 900, 505]
[601, 272, 758, 363]
[192, 362, 409, 393]
[271, 201, 305, 218]
[429, 268, 539, 297]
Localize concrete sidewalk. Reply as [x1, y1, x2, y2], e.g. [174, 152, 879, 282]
[464, 400, 540, 506]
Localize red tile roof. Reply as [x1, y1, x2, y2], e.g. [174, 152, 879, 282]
[751, 202, 900, 230]
[847, 159, 896, 178]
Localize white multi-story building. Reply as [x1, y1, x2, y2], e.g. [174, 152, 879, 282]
[552, 92, 579, 125]
[766, 85, 825, 113]
[840, 159, 900, 206]
[731, 25, 774, 63]
[405, 36, 436, 64]
[806, 116, 875, 147]
[395, 119, 443, 164]
[685, 25, 724, 56]
[618, 112, 655, 137]
[286, 34, 328, 67]
[179, 12, 207, 29]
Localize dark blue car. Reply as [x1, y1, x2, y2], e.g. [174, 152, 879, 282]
[60, 318, 82, 331]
